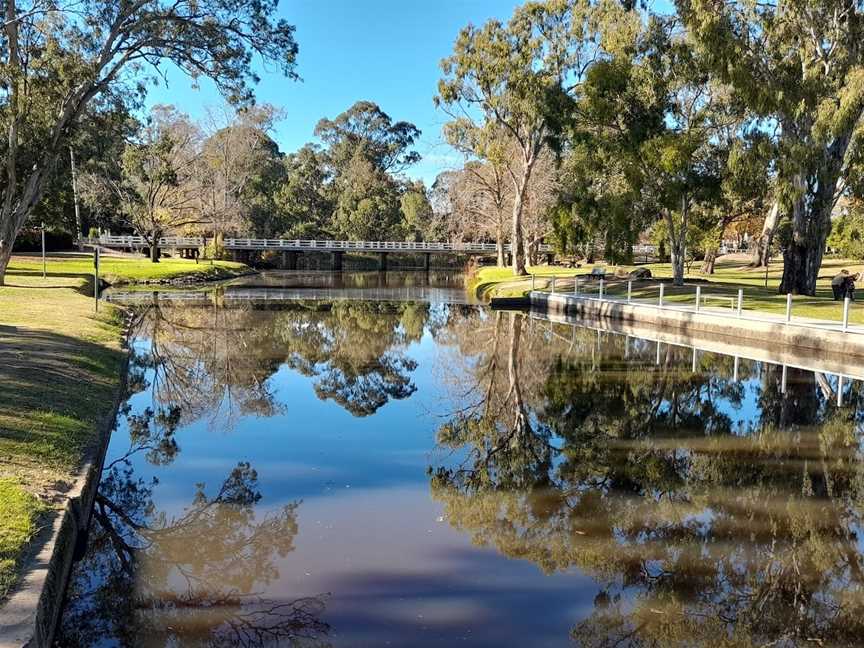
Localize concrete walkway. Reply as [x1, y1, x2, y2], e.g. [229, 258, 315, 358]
[530, 291, 864, 360]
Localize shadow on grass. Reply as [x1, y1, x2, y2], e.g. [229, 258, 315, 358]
[0, 324, 123, 477]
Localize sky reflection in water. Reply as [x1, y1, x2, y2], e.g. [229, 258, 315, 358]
[59, 286, 864, 647]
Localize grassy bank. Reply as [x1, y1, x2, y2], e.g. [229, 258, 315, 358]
[0, 480, 45, 599]
[471, 255, 864, 325]
[8, 253, 250, 285]
[0, 253, 252, 601]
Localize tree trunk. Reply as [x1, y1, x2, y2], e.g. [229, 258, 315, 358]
[778, 172, 833, 295]
[496, 223, 505, 267]
[70, 147, 83, 249]
[666, 199, 687, 286]
[779, 118, 857, 295]
[750, 202, 780, 268]
[527, 237, 539, 267]
[511, 187, 527, 276]
[701, 247, 717, 274]
[150, 229, 161, 263]
[0, 215, 16, 286]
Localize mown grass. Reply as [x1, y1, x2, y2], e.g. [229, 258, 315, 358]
[0, 479, 45, 600]
[471, 255, 864, 325]
[7, 253, 249, 286]
[0, 256, 141, 602]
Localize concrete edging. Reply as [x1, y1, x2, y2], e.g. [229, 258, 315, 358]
[530, 291, 864, 360]
[0, 338, 131, 648]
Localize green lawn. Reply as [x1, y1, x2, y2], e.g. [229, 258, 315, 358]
[6, 253, 249, 286]
[472, 255, 864, 325]
[0, 480, 45, 600]
[0, 263, 126, 602]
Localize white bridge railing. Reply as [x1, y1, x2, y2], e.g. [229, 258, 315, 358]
[82, 236, 553, 254]
[83, 236, 205, 247]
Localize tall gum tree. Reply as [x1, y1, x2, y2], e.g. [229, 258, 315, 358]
[0, 0, 298, 285]
[436, 0, 639, 276]
[677, 0, 864, 295]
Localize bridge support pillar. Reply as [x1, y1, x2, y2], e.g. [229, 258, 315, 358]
[281, 251, 299, 271]
[379, 252, 388, 272]
[545, 253, 554, 264]
[333, 251, 344, 272]
[230, 250, 238, 262]
[423, 252, 431, 271]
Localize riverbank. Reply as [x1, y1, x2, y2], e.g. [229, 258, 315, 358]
[7, 253, 252, 286]
[0, 254, 252, 645]
[472, 255, 864, 326]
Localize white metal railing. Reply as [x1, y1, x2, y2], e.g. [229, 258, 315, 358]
[221, 239, 554, 253]
[81, 235, 205, 247]
[535, 277, 862, 336]
[81, 235, 553, 254]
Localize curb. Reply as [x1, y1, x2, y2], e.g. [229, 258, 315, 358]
[0, 330, 131, 647]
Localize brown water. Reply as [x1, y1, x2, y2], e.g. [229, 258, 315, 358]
[58, 280, 864, 647]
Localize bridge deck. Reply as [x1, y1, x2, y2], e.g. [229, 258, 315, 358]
[80, 236, 552, 254]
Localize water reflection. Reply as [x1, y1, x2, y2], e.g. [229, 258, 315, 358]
[59, 296, 864, 647]
[131, 298, 432, 425]
[61, 402, 330, 647]
[431, 311, 864, 647]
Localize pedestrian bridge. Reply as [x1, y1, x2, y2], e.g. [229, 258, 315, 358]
[80, 235, 554, 270]
[80, 235, 552, 254]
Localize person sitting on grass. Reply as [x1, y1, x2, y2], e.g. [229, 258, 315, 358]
[832, 269, 850, 300]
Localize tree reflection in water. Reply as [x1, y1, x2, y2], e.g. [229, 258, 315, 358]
[131, 298, 428, 424]
[59, 385, 330, 647]
[430, 311, 864, 647]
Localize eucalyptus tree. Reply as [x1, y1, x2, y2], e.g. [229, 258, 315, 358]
[314, 100, 421, 175]
[436, 0, 638, 274]
[399, 180, 435, 241]
[274, 144, 334, 239]
[311, 101, 421, 240]
[678, 0, 864, 295]
[0, 0, 298, 284]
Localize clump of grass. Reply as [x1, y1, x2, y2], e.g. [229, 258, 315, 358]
[0, 479, 46, 600]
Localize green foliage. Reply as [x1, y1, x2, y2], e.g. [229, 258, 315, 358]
[315, 101, 421, 173]
[399, 182, 434, 241]
[828, 210, 864, 260]
[0, 0, 300, 280]
[677, 0, 864, 294]
[274, 145, 333, 239]
[331, 154, 403, 240]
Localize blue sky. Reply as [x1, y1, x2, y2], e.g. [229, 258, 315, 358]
[146, 0, 523, 185]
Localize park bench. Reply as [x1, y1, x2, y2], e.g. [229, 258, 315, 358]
[586, 267, 606, 281]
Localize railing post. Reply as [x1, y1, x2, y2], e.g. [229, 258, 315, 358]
[659, 283, 665, 308]
[551, 276, 556, 294]
[599, 278, 604, 302]
[532, 274, 536, 291]
[843, 297, 851, 332]
[627, 280, 632, 303]
[838, 375, 845, 407]
[785, 293, 793, 324]
[695, 285, 701, 312]
[737, 289, 743, 317]
[574, 277, 579, 296]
